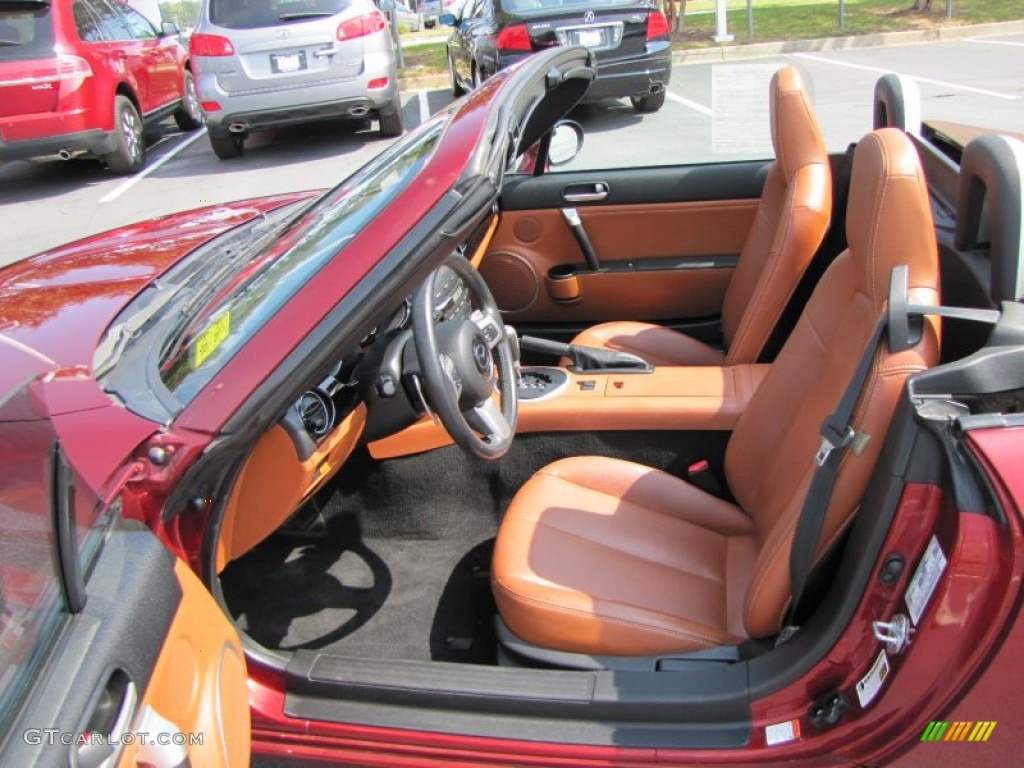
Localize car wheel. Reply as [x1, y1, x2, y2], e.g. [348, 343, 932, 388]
[450, 52, 466, 97]
[630, 90, 666, 113]
[378, 98, 404, 138]
[173, 70, 204, 132]
[104, 96, 145, 174]
[209, 130, 244, 160]
[425, 20, 435, 28]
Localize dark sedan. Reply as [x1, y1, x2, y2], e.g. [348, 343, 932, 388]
[444, 0, 672, 111]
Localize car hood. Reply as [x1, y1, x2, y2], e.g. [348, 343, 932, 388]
[0, 192, 316, 379]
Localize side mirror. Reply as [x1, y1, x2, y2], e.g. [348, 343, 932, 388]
[161, 20, 180, 36]
[379, 0, 396, 10]
[439, 12, 456, 25]
[548, 120, 584, 167]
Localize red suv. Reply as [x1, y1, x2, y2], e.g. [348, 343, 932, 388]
[0, 0, 202, 173]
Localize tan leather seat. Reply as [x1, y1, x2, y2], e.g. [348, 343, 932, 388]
[493, 129, 940, 656]
[570, 66, 832, 367]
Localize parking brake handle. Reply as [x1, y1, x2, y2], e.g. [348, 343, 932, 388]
[520, 335, 652, 374]
[561, 208, 601, 272]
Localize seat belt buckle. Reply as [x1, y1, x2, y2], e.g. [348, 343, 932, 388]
[687, 459, 724, 497]
[815, 422, 855, 466]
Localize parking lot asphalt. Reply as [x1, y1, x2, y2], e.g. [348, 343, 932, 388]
[2, 31, 1021, 267]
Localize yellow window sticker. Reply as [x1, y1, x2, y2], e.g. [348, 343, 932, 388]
[191, 311, 231, 369]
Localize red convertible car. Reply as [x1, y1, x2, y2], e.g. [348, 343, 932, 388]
[1, 46, 1023, 768]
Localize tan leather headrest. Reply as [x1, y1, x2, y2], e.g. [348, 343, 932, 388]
[770, 67, 828, 180]
[846, 128, 939, 307]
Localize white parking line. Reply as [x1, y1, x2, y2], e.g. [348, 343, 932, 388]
[963, 38, 1024, 48]
[666, 91, 713, 117]
[100, 127, 208, 204]
[791, 53, 1021, 100]
[417, 90, 430, 126]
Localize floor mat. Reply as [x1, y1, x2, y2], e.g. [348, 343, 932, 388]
[221, 515, 498, 664]
[221, 432, 727, 664]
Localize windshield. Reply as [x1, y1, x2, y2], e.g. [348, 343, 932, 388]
[209, 0, 355, 29]
[156, 119, 444, 405]
[499, 0, 643, 15]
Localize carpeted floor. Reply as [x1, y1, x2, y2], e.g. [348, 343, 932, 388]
[220, 431, 728, 664]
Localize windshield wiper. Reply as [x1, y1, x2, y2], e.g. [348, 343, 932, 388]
[278, 11, 333, 20]
[94, 281, 186, 377]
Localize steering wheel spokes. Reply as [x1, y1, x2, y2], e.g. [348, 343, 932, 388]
[413, 255, 519, 460]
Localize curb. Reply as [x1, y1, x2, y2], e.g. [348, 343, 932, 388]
[400, 74, 452, 91]
[398, 19, 1024, 90]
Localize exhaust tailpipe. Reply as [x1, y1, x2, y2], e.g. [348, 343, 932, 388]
[649, 82, 665, 95]
[227, 122, 248, 134]
[58, 149, 73, 161]
[349, 105, 369, 117]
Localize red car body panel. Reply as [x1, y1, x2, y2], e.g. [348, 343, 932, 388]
[0, 192, 313, 369]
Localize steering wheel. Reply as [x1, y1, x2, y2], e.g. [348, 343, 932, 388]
[412, 254, 519, 460]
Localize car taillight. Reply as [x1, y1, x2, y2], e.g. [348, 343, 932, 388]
[367, 77, 389, 89]
[337, 12, 387, 40]
[647, 11, 670, 40]
[190, 33, 235, 57]
[56, 54, 92, 97]
[497, 24, 532, 52]
[201, 101, 222, 112]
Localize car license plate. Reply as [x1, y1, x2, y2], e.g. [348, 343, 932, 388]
[577, 29, 603, 48]
[271, 51, 306, 74]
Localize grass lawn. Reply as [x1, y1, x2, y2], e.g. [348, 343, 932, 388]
[676, 0, 1024, 45]
[397, 0, 1024, 74]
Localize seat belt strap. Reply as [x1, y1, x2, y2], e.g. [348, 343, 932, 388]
[787, 315, 888, 626]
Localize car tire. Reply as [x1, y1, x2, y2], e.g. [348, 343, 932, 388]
[631, 90, 666, 113]
[104, 96, 145, 174]
[425, 20, 435, 28]
[174, 70, 204, 132]
[379, 99, 404, 138]
[209, 130, 244, 160]
[450, 52, 466, 97]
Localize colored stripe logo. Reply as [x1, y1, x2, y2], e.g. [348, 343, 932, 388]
[921, 721, 996, 742]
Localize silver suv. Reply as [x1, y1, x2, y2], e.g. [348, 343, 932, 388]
[190, 0, 402, 159]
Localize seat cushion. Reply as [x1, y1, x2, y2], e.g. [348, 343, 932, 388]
[492, 457, 758, 656]
[570, 322, 726, 367]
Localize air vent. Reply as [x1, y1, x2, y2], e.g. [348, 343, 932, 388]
[297, 390, 336, 439]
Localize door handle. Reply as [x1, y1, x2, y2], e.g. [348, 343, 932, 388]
[562, 182, 608, 203]
[74, 671, 137, 768]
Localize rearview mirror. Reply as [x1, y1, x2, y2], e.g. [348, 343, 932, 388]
[439, 12, 456, 25]
[160, 20, 180, 36]
[548, 121, 584, 167]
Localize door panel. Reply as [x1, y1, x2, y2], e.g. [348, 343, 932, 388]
[117, 558, 250, 768]
[0, 372, 249, 768]
[488, 162, 769, 328]
[2, 529, 250, 768]
[482, 201, 758, 324]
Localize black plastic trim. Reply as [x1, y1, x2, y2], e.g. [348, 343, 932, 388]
[500, 161, 770, 210]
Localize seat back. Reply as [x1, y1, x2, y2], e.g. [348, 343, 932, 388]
[721, 67, 832, 364]
[724, 128, 940, 639]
